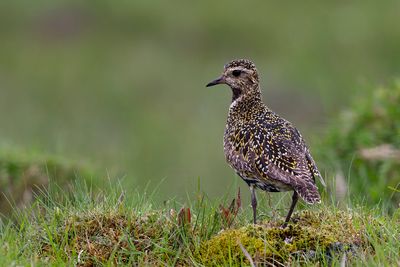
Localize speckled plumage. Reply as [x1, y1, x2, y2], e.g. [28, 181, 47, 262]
[207, 59, 324, 226]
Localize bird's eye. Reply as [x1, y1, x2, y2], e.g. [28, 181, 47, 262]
[232, 70, 241, 77]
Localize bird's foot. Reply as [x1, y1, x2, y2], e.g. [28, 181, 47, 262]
[280, 222, 288, 229]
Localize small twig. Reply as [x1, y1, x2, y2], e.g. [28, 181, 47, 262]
[238, 241, 256, 267]
[265, 257, 286, 267]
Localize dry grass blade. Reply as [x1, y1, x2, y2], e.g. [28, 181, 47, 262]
[238, 240, 255, 267]
[340, 252, 347, 267]
[219, 188, 241, 228]
[178, 207, 191, 226]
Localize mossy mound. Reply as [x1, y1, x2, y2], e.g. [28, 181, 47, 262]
[197, 210, 365, 265]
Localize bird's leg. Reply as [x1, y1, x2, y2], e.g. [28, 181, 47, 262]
[282, 191, 299, 228]
[250, 184, 257, 224]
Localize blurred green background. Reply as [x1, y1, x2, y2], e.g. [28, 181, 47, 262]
[1, 1, 400, 204]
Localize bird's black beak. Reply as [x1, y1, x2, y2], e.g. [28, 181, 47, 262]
[206, 76, 225, 87]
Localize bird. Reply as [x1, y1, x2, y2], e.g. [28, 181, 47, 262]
[206, 59, 325, 227]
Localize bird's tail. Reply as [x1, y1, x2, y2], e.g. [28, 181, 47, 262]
[294, 179, 321, 204]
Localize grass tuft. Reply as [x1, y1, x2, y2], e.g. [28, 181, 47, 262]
[2, 182, 394, 266]
[0, 148, 97, 216]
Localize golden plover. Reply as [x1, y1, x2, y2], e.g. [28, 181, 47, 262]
[206, 59, 325, 226]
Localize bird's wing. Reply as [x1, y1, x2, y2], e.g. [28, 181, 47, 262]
[292, 127, 326, 187]
[305, 147, 326, 187]
[251, 121, 321, 203]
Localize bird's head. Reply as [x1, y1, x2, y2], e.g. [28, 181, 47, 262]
[206, 59, 260, 100]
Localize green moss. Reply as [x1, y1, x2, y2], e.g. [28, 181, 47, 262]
[197, 210, 365, 265]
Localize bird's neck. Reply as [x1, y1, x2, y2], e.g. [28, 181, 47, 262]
[229, 86, 263, 113]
